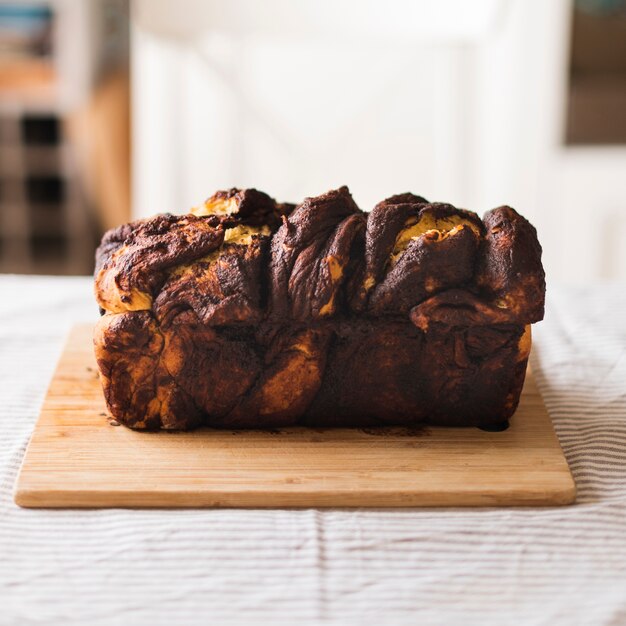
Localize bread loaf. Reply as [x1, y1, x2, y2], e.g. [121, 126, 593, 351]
[93, 187, 545, 430]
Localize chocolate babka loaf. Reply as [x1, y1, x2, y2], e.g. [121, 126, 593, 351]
[93, 186, 545, 431]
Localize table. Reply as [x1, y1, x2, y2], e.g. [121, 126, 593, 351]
[1, 275, 625, 625]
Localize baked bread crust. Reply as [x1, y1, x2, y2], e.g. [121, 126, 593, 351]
[94, 187, 545, 430]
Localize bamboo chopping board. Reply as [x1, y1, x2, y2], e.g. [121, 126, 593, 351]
[14, 325, 575, 508]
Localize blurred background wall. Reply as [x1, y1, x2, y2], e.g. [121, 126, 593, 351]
[1, 0, 625, 283]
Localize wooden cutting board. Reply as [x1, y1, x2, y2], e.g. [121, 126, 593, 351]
[14, 325, 575, 508]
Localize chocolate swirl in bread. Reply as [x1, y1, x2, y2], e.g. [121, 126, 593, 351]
[94, 186, 545, 430]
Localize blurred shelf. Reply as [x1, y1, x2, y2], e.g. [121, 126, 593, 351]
[0, 145, 63, 176]
[0, 257, 77, 276]
[29, 203, 67, 235]
[567, 75, 626, 144]
[566, 7, 626, 145]
[0, 59, 57, 104]
[0, 1, 126, 276]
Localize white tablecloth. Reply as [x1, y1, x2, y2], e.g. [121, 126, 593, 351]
[1, 275, 625, 626]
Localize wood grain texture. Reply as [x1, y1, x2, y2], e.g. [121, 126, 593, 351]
[14, 325, 576, 508]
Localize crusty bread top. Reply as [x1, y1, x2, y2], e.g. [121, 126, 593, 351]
[94, 186, 545, 327]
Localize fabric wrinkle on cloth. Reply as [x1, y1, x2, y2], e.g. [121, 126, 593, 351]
[1, 275, 626, 626]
